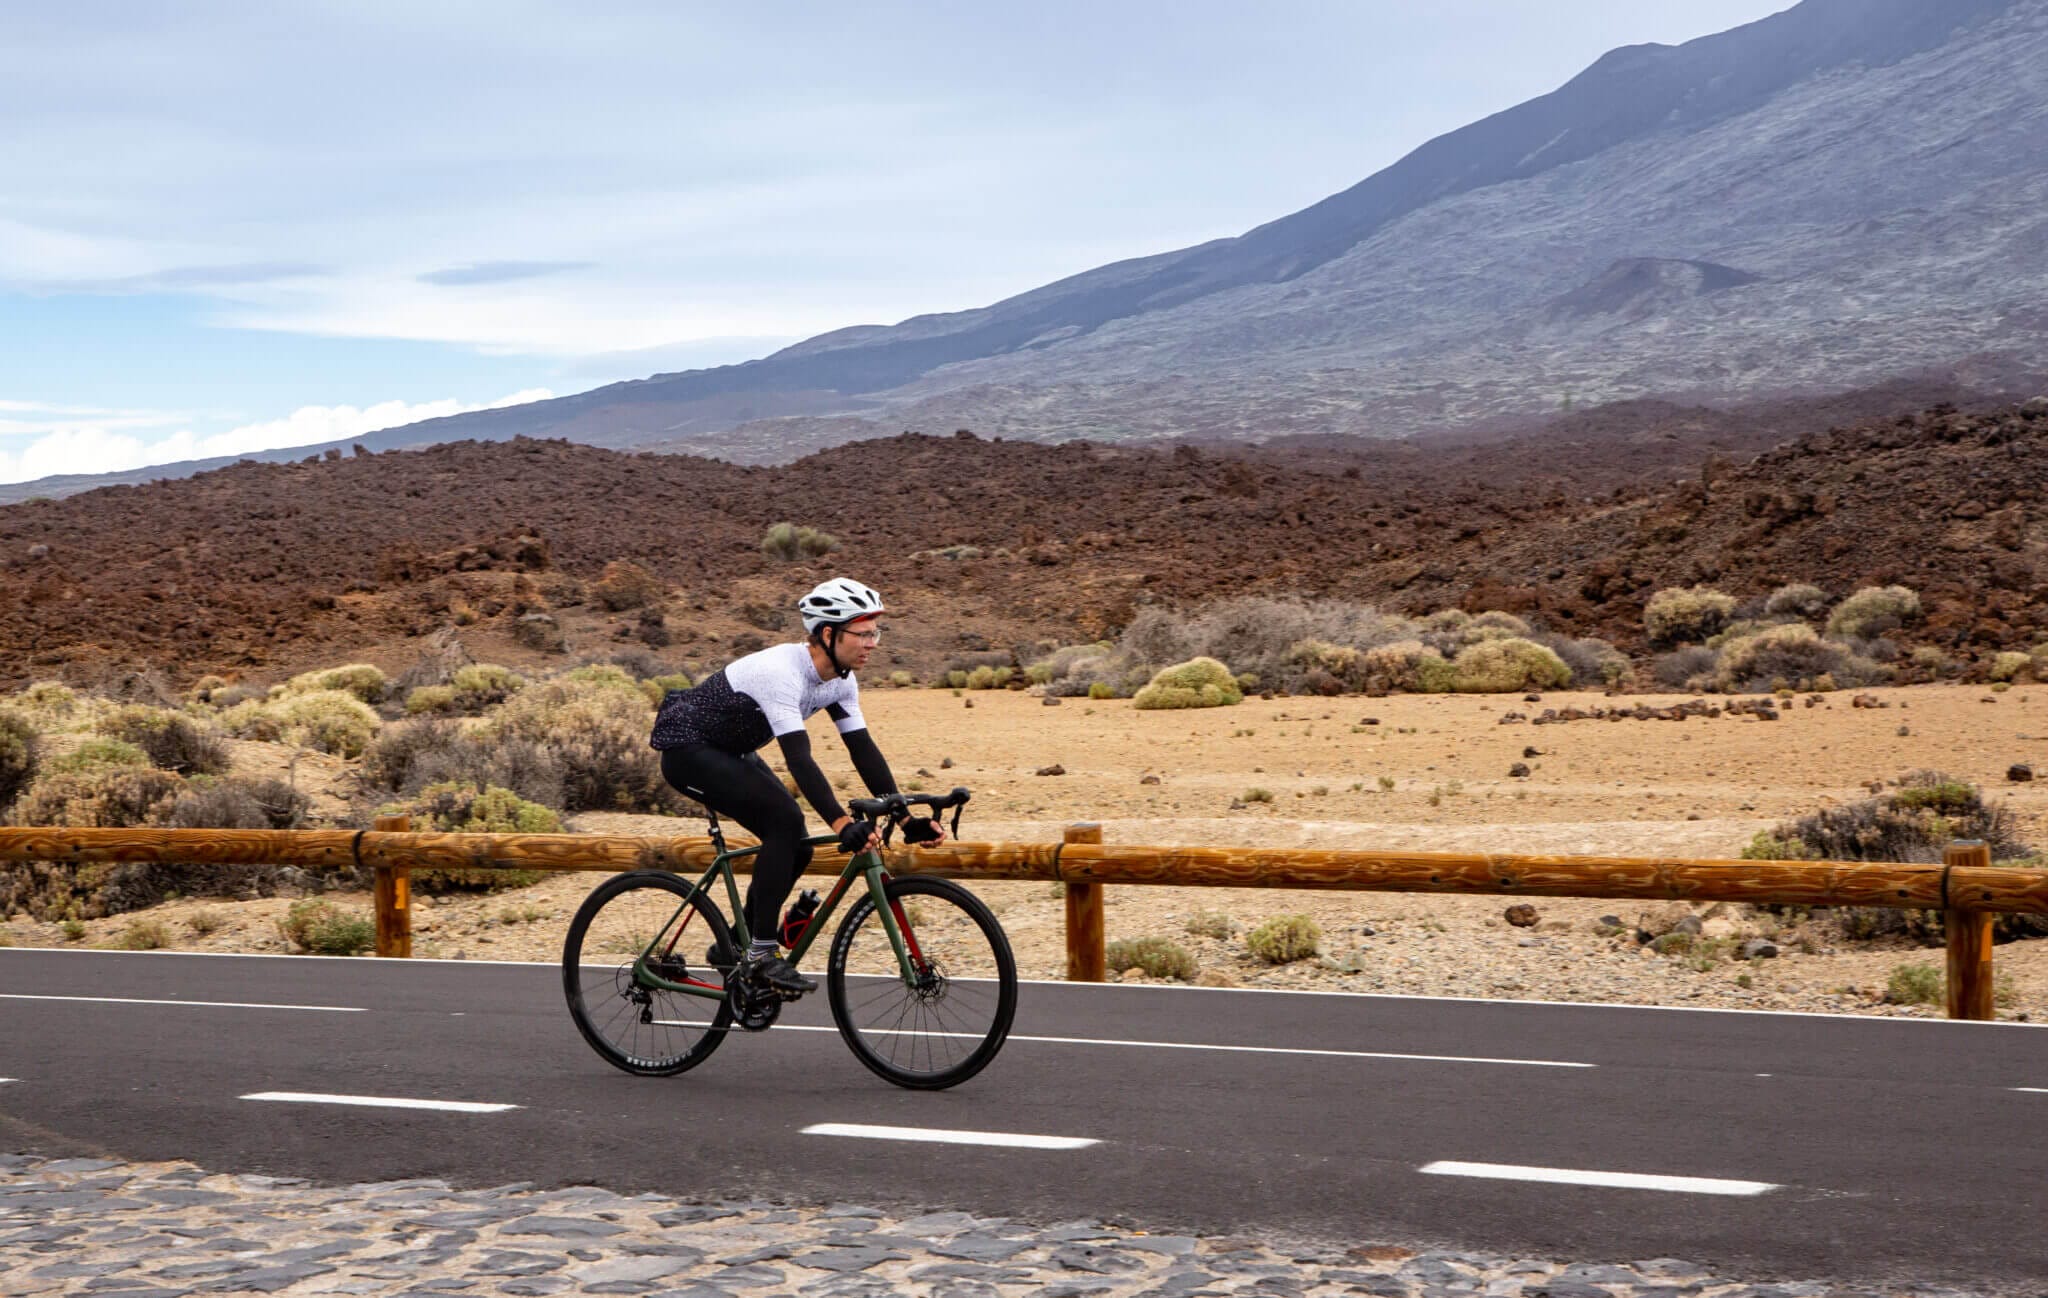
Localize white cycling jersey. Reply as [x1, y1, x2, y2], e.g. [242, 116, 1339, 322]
[724, 641, 866, 738]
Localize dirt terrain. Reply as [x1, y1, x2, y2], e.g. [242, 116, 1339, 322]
[1, 388, 2045, 694]
[9, 685, 2044, 1022]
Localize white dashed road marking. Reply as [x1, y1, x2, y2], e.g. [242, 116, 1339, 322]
[0, 994, 364, 1013]
[241, 1092, 518, 1114]
[1420, 1160, 1777, 1196]
[2015, 1087, 2048, 1094]
[657, 1020, 1588, 1068]
[804, 1122, 1097, 1150]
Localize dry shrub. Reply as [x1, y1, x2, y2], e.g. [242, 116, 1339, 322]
[592, 561, 664, 611]
[759, 522, 841, 561]
[167, 777, 310, 830]
[1650, 645, 1718, 690]
[11, 681, 85, 729]
[1528, 632, 1631, 689]
[1764, 582, 1828, 618]
[45, 738, 151, 776]
[1132, 657, 1243, 710]
[362, 717, 565, 810]
[95, 704, 230, 775]
[1449, 638, 1571, 693]
[10, 766, 183, 827]
[1246, 914, 1320, 964]
[1360, 640, 1456, 693]
[404, 685, 459, 715]
[483, 676, 686, 813]
[1643, 585, 1736, 646]
[1105, 936, 1198, 981]
[1826, 585, 1921, 640]
[0, 709, 41, 811]
[1714, 624, 1887, 692]
[1744, 772, 2040, 942]
[279, 899, 374, 955]
[1119, 597, 1420, 690]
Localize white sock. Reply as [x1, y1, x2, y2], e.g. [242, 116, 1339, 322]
[748, 938, 777, 959]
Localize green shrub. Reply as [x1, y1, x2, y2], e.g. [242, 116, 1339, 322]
[889, 670, 915, 688]
[1184, 910, 1234, 939]
[61, 919, 86, 942]
[271, 690, 381, 757]
[1133, 657, 1243, 710]
[1989, 651, 2034, 683]
[1885, 962, 1942, 1006]
[1740, 831, 1815, 861]
[1246, 914, 1321, 964]
[1449, 638, 1571, 693]
[378, 781, 558, 891]
[760, 522, 841, 561]
[1024, 664, 1054, 686]
[0, 709, 41, 810]
[1087, 681, 1116, 700]
[278, 899, 375, 956]
[966, 665, 997, 690]
[95, 704, 230, 775]
[1826, 585, 1921, 640]
[405, 684, 460, 715]
[565, 663, 639, 692]
[11, 682, 86, 729]
[1241, 787, 1274, 803]
[1644, 585, 1736, 646]
[592, 560, 664, 611]
[1105, 936, 1198, 981]
[45, 737, 151, 776]
[636, 672, 694, 707]
[283, 664, 389, 705]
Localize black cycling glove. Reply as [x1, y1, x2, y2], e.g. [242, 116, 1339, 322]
[837, 819, 878, 854]
[901, 816, 942, 845]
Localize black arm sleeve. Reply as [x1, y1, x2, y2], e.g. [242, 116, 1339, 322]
[839, 727, 897, 799]
[774, 731, 846, 826]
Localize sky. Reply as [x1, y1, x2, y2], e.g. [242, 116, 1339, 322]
[1, 1, 1796, 486]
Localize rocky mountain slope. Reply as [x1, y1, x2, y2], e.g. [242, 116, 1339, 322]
[2, 392, 2043, 690]
[11, 0, 2041, 505]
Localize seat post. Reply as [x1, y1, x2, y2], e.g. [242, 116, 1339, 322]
[702, 806, 727, 855]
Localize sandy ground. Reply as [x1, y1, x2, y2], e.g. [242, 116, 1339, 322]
[7, 685, 2047, 1020]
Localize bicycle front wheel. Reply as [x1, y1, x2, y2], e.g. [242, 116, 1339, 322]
[563, 870, 735, 1077]
[827, 875, 1017, 1089]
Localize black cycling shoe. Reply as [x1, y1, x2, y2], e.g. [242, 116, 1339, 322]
[744, 954, 817, 997]
[705, 941, 738, 975]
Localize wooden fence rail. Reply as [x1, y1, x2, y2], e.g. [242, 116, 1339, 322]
[3, 826, 2040, 1021]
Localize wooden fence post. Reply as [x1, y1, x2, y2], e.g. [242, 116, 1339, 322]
[1064, 823, 1105, 982]
[1944, 839, 1994, 1021]
[372, 814, 413, 959]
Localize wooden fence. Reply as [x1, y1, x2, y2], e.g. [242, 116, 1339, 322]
[3, 822, 2042, 1021]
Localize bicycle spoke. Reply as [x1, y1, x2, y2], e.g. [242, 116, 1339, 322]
[563, 871, 733, 1077]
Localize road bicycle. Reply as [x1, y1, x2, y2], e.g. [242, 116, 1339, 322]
[561, 786, 1017, 1089]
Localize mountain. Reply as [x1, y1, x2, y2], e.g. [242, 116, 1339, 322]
[7, 0, 2043, 503]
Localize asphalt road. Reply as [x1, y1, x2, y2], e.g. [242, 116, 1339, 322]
[3, 948, 2045, 1289]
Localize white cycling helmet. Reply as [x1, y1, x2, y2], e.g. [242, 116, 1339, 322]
[798, 578, 885, 633]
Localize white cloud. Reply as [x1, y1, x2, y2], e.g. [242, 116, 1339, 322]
[0, 388, 553, 485]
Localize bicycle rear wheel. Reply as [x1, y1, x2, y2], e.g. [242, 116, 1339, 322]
[563, 870, 734, 1076]
[826, 875, 1017, 1089]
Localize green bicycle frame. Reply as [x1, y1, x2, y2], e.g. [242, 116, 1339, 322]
[630, 833, 921, 1000]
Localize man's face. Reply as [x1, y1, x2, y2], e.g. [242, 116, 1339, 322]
[833, 616, 882, 672]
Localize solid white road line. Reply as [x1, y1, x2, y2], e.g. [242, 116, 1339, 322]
[240, 1092, 517, 1113]
[2015, 1087, 2048, 1094]
[804, 1122, 1097, 1150]
[652, 1020, 1587, 1068]
[1420, 1160, 1777, 1196]
[0, 993, 364, 1012]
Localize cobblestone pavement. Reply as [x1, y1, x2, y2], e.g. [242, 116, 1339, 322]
[0, 1154, 2005, 1298]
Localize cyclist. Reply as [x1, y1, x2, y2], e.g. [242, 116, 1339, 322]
[648, 577, 946, 996]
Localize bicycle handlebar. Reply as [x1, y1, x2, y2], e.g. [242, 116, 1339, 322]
[848, 787, 971, 842]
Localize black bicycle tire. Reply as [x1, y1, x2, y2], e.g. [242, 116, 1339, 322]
[562, 870, 735, 1077]
[825, 875, 1018, 1089]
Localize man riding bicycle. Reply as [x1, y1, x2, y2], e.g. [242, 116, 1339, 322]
[648, 578, 945, 996]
